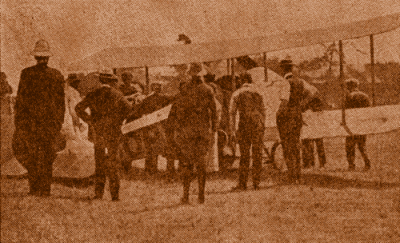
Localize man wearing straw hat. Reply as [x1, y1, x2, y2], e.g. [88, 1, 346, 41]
[75, 72, 133, 201]
[14, 39, 65, 197]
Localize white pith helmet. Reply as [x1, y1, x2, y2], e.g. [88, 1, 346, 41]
[31, 39, 52, 57]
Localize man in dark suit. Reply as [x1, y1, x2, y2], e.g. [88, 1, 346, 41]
[166, 63, 217, 204]
[14, 39, 65, 197]
[276, 59, 316, 184]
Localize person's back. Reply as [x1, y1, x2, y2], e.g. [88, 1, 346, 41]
[174, 77, 217, 133]
[15, 64, 65, 132]
[79, 85, 130, 138]
[345, 90, 370, 109]
[233, 85, 265, 132]
[343, 78, 371, 171]
[169, 70, 217, 204]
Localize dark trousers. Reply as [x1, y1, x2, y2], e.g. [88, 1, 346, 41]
[26, 134, 56, 196]
[94, 135, 121, 200]
[143, 125, 167, 174]
[176, 131, 211, 202]
[345, 135, 371, 169]
[143, 139, 158, 174]
[277, 107, 303, 182]
[237, 128, 264, 188]
[302, 138, 326, 168]
[164, 142, 179, 173]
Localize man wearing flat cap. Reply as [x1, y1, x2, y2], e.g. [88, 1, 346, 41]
[14, 39, 65, 197]
[75, 72, 133, 201]
[344, 78, 371, 171]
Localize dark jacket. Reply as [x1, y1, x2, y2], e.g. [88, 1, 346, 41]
[229, 83, 266, 133]
[345, 90, 371, 109]
[137, 93, 173, 117]
[15, 64, 65, 136]
[75, 85, 132, 139]
[167, 76, 217, 137]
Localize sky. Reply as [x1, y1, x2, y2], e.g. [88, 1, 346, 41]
[1, 0, 399, 90]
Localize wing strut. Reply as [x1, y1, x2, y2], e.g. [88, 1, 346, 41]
[339, 40, 347, 127]
[370, 35, 376, 106]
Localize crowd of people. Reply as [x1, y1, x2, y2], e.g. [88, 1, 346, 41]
[8, 39, 372, 204]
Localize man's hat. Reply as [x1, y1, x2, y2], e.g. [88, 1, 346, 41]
[188, 62, 202, 75]
[67, 73, 78, 81]
[121, 72, 133, 79]
[177, 34, 191, 44]
[98, 72, 119, 84]
[280, 58, 294, 67]
[236, 56, 258, 70]
[67, 73, 81, 90]
[345, 78, 360, 86]
[31, 39, 52, 57]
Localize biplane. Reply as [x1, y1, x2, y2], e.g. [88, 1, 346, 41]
[2, 0, 400, 175]
[66, 13, 400, 171]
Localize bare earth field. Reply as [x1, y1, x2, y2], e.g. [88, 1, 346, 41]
[2, 130, 400, 242]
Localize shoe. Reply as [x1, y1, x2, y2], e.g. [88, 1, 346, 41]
[92, 195, 103, 200]
[40, 191, 51, 197]
[363, 165, 371, 171]
[181, 197, 189, 204]
[348, 165, 355, 171]
[253, 185, 260, 190]
[28, 191, 40, 196]
[231, 185, 247, 192]
[198, 195, 205, 204]
[111, 198, 120, 202]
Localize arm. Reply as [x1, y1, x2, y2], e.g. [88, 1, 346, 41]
[75, 94, 93, 125]
[53, 73, 66, 131]
[14, 70, 29, 130]
[117, 95, 134, 120]
[208, 90, 217, 132]
[165, 102, 177, 143]
[257, 93, 266, 124]
[300, 80, 318, 112]
[228, 91, 239, 136]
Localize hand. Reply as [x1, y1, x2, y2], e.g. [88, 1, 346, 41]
[229, 133, 236, 146]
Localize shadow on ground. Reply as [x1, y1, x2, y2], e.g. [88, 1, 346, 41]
[3, 166, 399, 193]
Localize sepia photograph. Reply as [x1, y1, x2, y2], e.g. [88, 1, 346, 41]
[1, 0, 400, 242]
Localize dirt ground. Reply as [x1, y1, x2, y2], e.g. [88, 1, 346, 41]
[1, 130, 400, 242]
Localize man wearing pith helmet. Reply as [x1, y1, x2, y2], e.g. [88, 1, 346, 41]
[14, 39, 66, 197]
